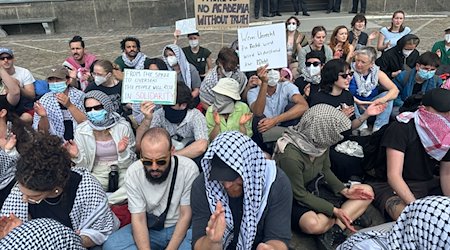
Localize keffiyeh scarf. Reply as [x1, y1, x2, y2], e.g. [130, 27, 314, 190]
[0, 149, 18, 189]
[162, 44, 192, 89]
[300, 68, 321, 85]
[121, 51, 146, 69]
[65, 53, 97, 91]
[84, 90, 123, 131]
[201, 131, 277, 249]
[275, 104, 351, 157]
[397, 106, 450, 161]
[351, 63, 380, 98]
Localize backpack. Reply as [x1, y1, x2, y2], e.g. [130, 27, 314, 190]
[361, 124, 389, 181]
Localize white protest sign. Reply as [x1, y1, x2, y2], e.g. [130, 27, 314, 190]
[176, 18, 198, 35]
[238, 23, 287, 72]
[122, 69, 177, 105]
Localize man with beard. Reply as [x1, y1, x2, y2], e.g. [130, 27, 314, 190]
[63, 36, 97, 91]
[114, 37, 152, 71]
[103, 127, 199, 250]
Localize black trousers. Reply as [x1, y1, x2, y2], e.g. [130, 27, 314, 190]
[328, 0, 342, 11]
[351, 0, 367, 12]
[255, 0, 270, 16]
[270, 0, 282, 13]
[292, 0, 308, 13]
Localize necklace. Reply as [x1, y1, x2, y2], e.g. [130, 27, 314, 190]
[44, 194, 63, 206]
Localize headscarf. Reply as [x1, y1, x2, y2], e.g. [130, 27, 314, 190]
[121, 51, 146, 69]
[201, 131, 278, 249]
[162, 44, 192, 89]
[84, 90, 122, 131]
[275, 104, 351, 157]
[351, 62, 380, 97]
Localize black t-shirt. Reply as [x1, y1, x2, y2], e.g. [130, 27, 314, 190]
[348, 31, 368, 46]
[381, 120, 450, 181]
[0, 95, 14, 111]
[85, 81, 123, 115]
[310, 89, 354, 119]
[29, 171, 82, 229]
[228, 196, 244, 250]
[293, 77, 320, 105]
[412, 82, 423, 95]
[59, 103, 74, 141]
[182, 46, 211, 76]
[190, 169, 292, 250]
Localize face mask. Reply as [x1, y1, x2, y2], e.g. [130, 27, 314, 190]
[235, 50, 239, 57]
[287, 24, 297, 32]
[94, 75, 108, 86]
[166, 56, 178, 67]
[445, 34, 450, 43]
[221, 66, 233, 78]
[307, 65, 321, 76]
[417, 68, 436, 80]
[189, 39, 199, 48]
[87, 109, 108, 125]
[49, 81, 67, 93]
[163, 106, 187, 124]
[267, 69, 280, 86]
[402, 49, 413, 57]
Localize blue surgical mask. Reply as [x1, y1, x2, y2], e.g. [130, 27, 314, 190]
[87, 109, 108, 125]
[417, 68, 436, 80]
[48, 81, 67, 93]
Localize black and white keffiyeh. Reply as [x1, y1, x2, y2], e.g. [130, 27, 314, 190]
[162, 44, 192, 89]
[201, 131, 277, 249]
[0, 150, 17, 190]
[1, 167, 119, 245]
[32, 87, 85, 139]
[121, 51, 146, 69]
[85, 90, 123, 131]
[0, 218, 84, 250]
[351, 63, 380, 98]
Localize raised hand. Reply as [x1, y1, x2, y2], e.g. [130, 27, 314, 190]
[140, 101, 156, 121]
[256, 64, 269, 83]
[239, 113, 253, 125]
[56, 92, 72, 108]
[33, 101, 48, 117]
[205, 201, 226, 244]
[63, 139, 79, 158]
[213, 111, 221, 125]
[117, 136, 129, 153]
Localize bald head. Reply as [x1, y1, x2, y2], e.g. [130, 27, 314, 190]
[141, 127, 172, 152]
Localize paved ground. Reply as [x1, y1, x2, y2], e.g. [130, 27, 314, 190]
[1, 10, 448, 250]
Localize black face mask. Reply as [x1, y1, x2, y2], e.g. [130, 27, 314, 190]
[163, 106, 187, 124]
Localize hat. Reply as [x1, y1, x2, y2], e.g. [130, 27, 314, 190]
[212, 78, 241, 100]
[445, 27, 450, 33]
[209, 154, 241, 181]
[46, 66, 69, 80]
[422, 88, 450, 112]
[0, 48, 13, 57]
[280, 68, 293, 82]
[187, 32, 200, 37]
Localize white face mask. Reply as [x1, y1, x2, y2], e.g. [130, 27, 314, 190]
[267, 70, 280, 86]
[189, 39, 199, 48]
[445, 34, 450, 43]
[287, 24, 297, 32]
[94, 75, 108, 86]
[166, 56, 178, 67]
[402, 49, 414, 57]
[307, 65, 321, 76]
[220, 65, 233, 78]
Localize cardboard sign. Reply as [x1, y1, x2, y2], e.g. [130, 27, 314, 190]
[176, 18, 198, 35]
[122, 69, 177, 105]
[194, 0, 249, 30]
[238, 23, 287, 72]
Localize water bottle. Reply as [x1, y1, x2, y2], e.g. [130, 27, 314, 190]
[108, 164, 119, 192]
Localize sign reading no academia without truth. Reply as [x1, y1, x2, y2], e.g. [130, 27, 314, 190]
[121, 69, 177, 105]
[194, 0, 249, 30]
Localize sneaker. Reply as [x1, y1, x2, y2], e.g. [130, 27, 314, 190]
[316, 224, 347, 250]
[303, 12, 310, 16]
[353, 212, 372, 228]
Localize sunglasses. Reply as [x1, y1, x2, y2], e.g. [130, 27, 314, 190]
[0, 56, 13, 61]
[85, 104, 104, 112]
[339, 72, 354, 78]
[141, 158, 168, 167]
[305, 62, 321, 67]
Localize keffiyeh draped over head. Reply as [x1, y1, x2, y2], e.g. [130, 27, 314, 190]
[201, 131, 277, 250]
[85, 90, 122, 131]
[121, 51, 146, 69]
[351, 62, 380, 97]
[162, 44, 192, 89]
[275, 104, 351, 157]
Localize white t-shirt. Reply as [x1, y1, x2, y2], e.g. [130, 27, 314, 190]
[126, 155, 199, 228]
[12, 66, 35, 88]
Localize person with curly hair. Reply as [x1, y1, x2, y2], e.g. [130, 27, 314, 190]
[0, 132, 119, 248]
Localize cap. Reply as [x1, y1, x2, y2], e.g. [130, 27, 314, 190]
[46, 65, 69, 80]
[0, 48, 13, 57]
[212, 78, 241, 100]
[422, 88, 450, 112]
[445, 27, 450, 33]
[187, 32, 200, 37]
[209, 154, 240, 181]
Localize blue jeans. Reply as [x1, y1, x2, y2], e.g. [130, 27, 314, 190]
[354, 91, 393, 130]
[102, 224, 192, 250]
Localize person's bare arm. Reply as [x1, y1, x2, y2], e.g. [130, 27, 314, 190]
[166, 205, 192, 250]
[377, 32, 389, 51]
[135, 101, 155, 152]
[175, 139, 207, 158]
[273, 94, 308, 123]
[131, 212, 151, 250]
[386, 148, 415, 204]
[0, 68, 20, 105]
[257, 240, 288, 250]
[21, 84, 35, 100]
[250, 66, 269, 116]
[376, 71, 399, 103]
[440, 161, 450, 196]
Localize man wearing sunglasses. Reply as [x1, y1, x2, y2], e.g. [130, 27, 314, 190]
[104, 127, 199, 250]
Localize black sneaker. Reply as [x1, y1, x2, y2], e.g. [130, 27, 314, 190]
[353, 211, 372, 228]
[316, 224, 347, 250]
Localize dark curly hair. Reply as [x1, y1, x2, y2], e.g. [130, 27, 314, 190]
[15, 133, 71, 192]
[120, 37, 141, 51]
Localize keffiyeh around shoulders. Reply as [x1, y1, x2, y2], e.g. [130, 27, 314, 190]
[351, 62, 380, 98]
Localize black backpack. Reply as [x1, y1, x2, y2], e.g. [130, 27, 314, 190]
[361, 124, 389, 181]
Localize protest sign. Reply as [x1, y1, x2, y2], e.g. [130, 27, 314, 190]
[122, 69, 177, 105]
[194, 0, 249, 30]
[176, 18, 198, 35]
[237, 23, 287, 72]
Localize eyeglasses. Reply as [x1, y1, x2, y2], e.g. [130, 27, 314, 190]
[85, 104, 104, 112]
[305, 62, 321, 67]
[141, 158, 168, 167]
[0, 56, 13, 61]
[339, 72, 354, 79]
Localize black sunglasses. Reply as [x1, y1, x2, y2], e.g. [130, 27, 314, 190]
[339, 72, 354, 78]
[0, 55, 13, 61]
[85, 104, 104, 112]
[305, 61, 321, 67]
[141, 158, 168, 167]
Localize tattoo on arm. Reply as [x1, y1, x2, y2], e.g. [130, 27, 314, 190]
[385, 196, 406, 219]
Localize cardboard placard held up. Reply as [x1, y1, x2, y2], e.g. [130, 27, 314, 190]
[176, 18, 198, 35]
[194, 0, 250, 30]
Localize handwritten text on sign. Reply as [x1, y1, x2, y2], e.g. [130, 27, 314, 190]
[122, 69, 177, 105]
[195, 0, 249, 30]
[238, 23, 287, 72]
